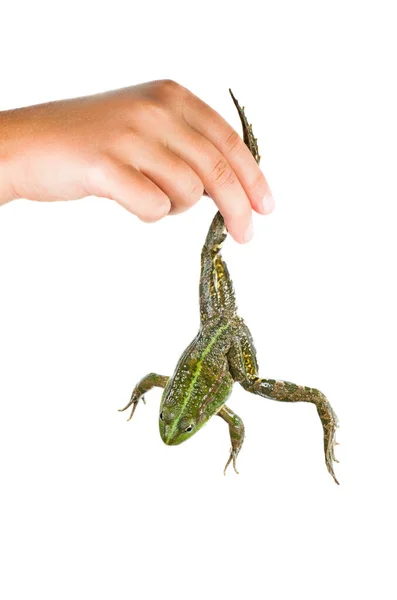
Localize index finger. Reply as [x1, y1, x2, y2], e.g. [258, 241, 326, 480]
[182, 90, 274, 215]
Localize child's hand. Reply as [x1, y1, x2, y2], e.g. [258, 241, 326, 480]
[0, 80, 273, 243]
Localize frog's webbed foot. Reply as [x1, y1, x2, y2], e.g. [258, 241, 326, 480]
[332, 441, 340, 463]
[325, 433, 339, 485]
[223, 447, 241, 475]
[119, 373, 169, 421]
[217, 404, 245, 475]
[119, 388, 146, 421]
[318, 399, 340, 484]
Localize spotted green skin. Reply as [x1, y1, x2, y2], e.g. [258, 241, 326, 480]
[120, 90, 340, 483]
[159, 317, 233, 446]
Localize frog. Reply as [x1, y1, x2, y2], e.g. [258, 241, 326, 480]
[119, 89, 339, 484]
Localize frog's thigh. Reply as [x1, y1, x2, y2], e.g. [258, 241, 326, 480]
[227, 325, 259, 384]
[200, 246, 219, 321]
[217, 404, 245, 475]
[200, 212, 227, 322]
[229, 330, 336, 411]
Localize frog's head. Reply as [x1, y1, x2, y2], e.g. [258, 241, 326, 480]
[159, 408, 200, 446]
[158, 364, 233, 445]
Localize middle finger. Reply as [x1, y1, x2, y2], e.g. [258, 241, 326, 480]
[167, 123, 253, 243]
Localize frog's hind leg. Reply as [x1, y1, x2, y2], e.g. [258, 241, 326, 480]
[200, 89, 259, 325]
[214, 253, 237, 315]
[200, 212, 223, 322]
[200, 211, 237, 322]
[227, 324, 339, 484]
[119, 373, 169, 421]
[217, 404, 245, 475]
[229, 89, 261, 165]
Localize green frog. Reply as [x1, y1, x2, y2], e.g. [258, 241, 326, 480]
[120, 90, 339, 484]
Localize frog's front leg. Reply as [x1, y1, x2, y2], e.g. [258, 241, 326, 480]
[228, 327, 339, 484]
[217, 404, 245, 475]
[119, 373, 169, 421]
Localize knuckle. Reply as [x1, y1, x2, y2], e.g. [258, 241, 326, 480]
[190, 178, 204, 201]
[209, 158, 236, 188]
[151, 79, 185, 103]
[158, 79, 181, 92]
[139, 98, 169, 122]
[140, 80, 188, 118]
[170, 172, 203, 212]
[225, 130, 244, 156]
[183, 177, 204, 207]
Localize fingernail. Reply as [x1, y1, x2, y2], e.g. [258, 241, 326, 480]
[260, 192, 275, 214]
[243, 220, 254, 243]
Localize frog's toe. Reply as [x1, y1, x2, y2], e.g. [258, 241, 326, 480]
[118, 390, 144, 421]
[331, 441, 340, 463]
[126, 402, 139, 421]
[223, 448, 240, 475]
[118, 400, 138, 421]
[326, 460, 340, 485]
[325, 434, 340, 485]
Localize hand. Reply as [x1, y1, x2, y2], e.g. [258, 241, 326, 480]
[0, 80, 273, 243]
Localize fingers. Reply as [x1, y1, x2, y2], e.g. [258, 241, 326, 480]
[167, 124, 254, 243]
[82, 81, 274, 242]
[85, 157, 171, 223]
[115, 141, 204, 216]
[182, 92, 274, 215]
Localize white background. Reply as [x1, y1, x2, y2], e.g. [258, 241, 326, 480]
[1, 1, 396, 598]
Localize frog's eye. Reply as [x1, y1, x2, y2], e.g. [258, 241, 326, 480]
[159, 412, 164, 422]
[185, 424, 194, 433]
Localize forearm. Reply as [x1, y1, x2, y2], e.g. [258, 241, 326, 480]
[0, 110, 20, 205]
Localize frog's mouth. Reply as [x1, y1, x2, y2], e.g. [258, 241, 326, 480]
[164, 437, 183, 446]
[161, 425, 182, 446]
[160, 423, 190, 446]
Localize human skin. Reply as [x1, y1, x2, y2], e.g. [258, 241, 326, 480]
[0, 80, 273, 243]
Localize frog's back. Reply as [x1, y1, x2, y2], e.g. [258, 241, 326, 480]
[166, 316, 232, 397]
[160, 316, 234, 443]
